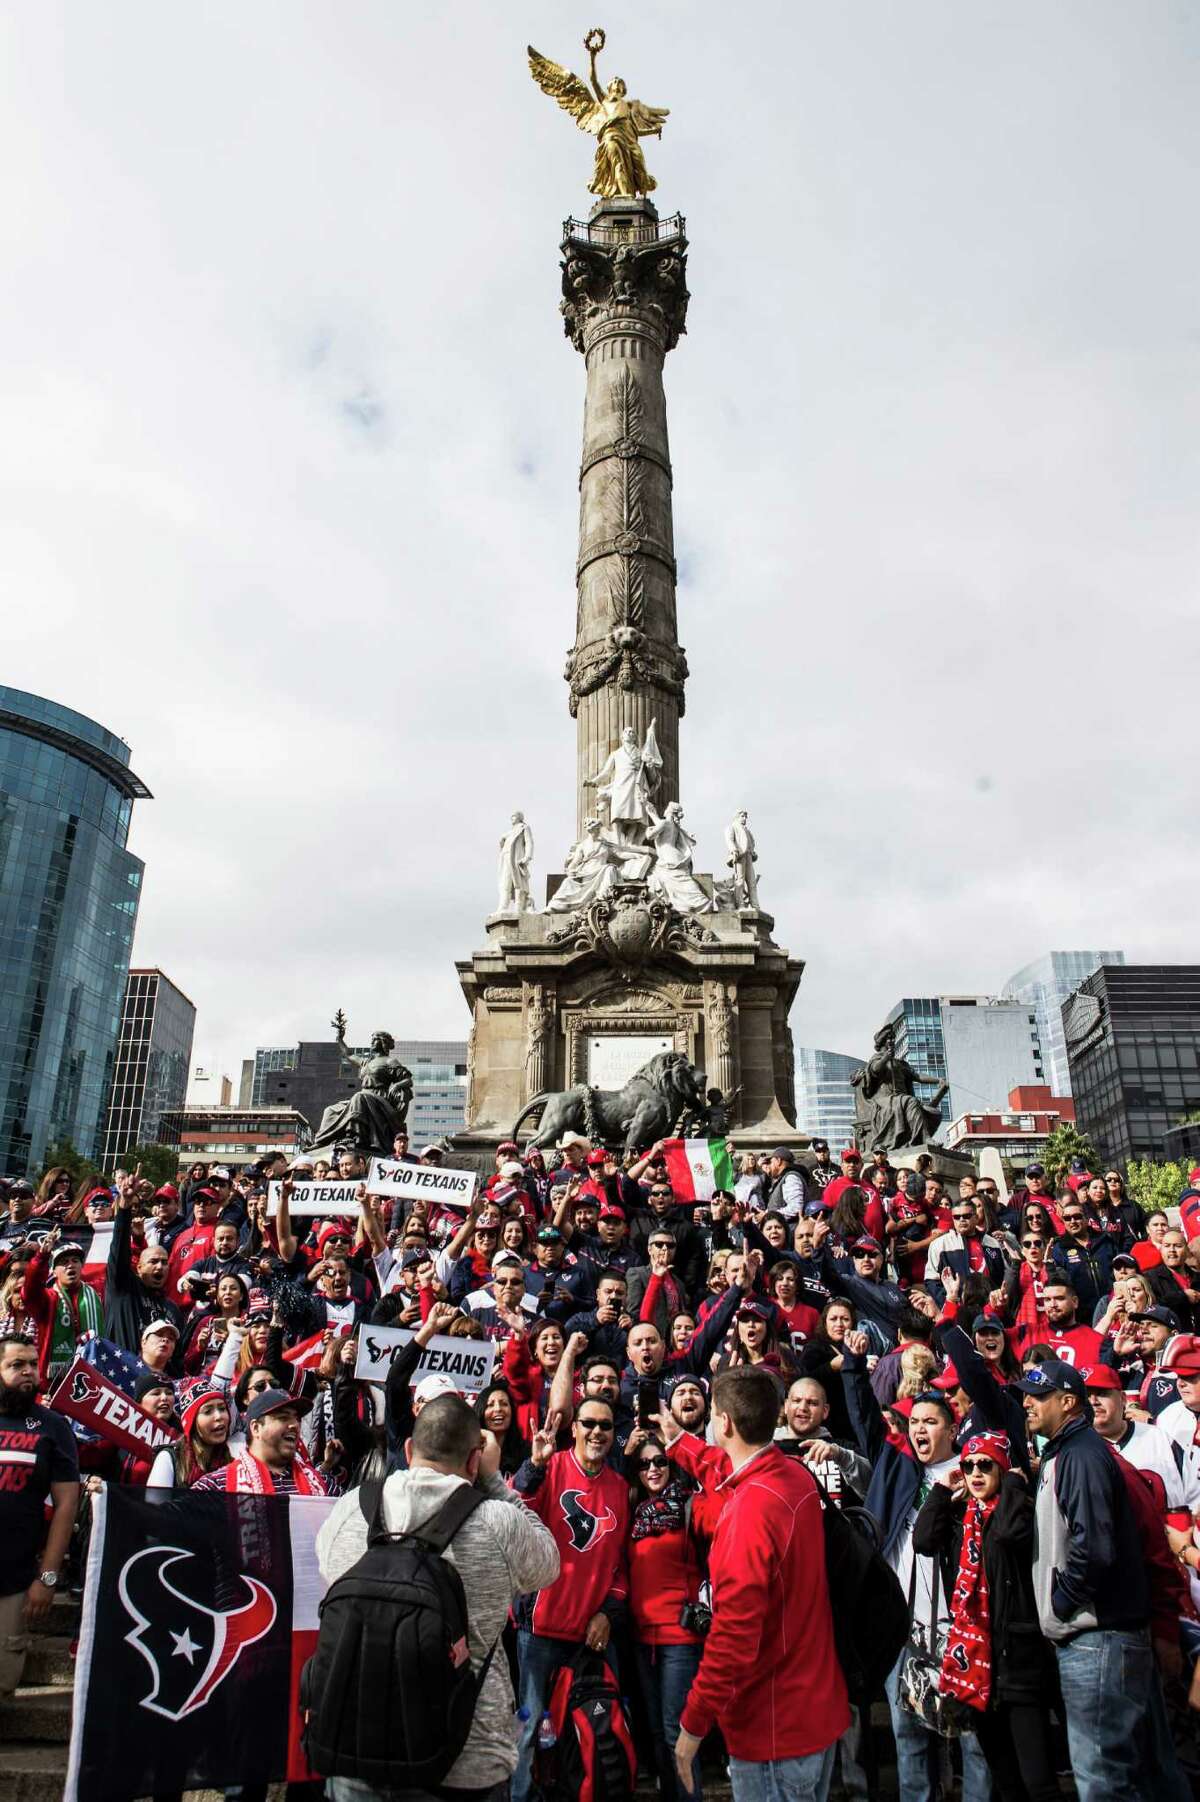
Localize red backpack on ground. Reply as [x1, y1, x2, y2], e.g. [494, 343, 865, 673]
[539, 1651, 637, 1802]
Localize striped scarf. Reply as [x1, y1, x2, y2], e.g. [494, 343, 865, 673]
[50, 1282, 104, 1367]
[223, 1450, 327, 1496]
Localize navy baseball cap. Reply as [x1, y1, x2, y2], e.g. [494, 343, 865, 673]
[1015, 1359, 1086, 1400]
[972, 1313, 1005, 1336]
[1128, 1307, 1179, 1329]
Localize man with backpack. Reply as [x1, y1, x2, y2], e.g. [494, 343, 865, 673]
[313, 1392, 560, 1802]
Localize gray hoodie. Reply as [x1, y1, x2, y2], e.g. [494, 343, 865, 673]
[315, 1468, 560, 1790]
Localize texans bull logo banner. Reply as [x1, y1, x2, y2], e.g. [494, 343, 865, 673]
[66, 1485, 335, 1801]
[50, 1358, 178, 1461]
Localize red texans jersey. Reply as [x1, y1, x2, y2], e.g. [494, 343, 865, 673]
[513, 1447, 629, 1641]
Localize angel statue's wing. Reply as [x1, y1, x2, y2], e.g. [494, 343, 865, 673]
[528, 47, 603, 135]
[629, 101, 670, 137]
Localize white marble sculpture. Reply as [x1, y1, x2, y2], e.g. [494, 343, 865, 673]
[724, 809, 760, 910]
[647, 803, 715, 914]
[584, 720, 663, 846]
[497, 811, 535, 915]
[546, 816, 619, 912]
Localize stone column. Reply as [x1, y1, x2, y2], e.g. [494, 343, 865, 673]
[560, 199, 691, 833]
[703, 979, 738, 1101]
[522, 981, 555, 1102]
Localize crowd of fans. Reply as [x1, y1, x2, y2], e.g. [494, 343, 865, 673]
[4, 1129, 1200, 1801]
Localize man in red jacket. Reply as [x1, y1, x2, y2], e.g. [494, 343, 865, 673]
[674, 1366, 849, 1801]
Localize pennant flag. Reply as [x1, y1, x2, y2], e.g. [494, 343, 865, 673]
[50, 1356, 178, 1461]
[661, 1137, 736, 1202]
[67, 1485, 335, 1802]
[282, 1322, 352, 1372]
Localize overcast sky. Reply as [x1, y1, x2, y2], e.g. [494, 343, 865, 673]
[3, 3, 1197, 1081]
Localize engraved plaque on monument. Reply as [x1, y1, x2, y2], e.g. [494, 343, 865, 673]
[588, 1033, 674, 1090]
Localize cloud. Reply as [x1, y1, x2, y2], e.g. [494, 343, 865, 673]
[1, 1, 1196, 1082]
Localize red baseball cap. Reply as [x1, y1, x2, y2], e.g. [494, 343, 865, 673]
[598, 1202, 625, 1221]
[932, 1363, 961, 1393]
[586, 1149, 608, 1168]
[1082, 1365, 1123, 1392]
[841, 1147, 862, 1162]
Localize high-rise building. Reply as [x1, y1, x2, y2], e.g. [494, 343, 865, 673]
[1063, 965, 1200, 1166]
[1002, 950, 1126, 1096]
[101, 969, 195, 1168]
[794, 1047, 860, 1149]
[186, 1063, 234, 1108]
[396, 1041, 469, 1146]
[886, 996, 1044, 1129]
[250, 1038, 469, 1148]
[0, 686, 150, 1174]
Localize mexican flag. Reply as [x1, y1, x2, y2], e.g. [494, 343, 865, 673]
[662, 1138, 735, 1201]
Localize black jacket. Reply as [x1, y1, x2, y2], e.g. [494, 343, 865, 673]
[103, 1204, 183, 1360]
[629, 1208, 707, 1303]
[913, 1475, 1054, 1705]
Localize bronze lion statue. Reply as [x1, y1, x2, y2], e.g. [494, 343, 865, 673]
[511, 1051, 708, 1157]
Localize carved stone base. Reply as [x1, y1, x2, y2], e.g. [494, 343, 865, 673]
[455, 881, 805, 1155]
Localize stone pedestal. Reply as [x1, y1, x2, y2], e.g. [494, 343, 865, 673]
[456, 883, 804, 1158]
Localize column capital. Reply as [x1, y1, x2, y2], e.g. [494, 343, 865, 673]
[560, 206, 689, 355]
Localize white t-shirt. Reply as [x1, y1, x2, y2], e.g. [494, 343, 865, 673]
[888, 1454, 959, 1651]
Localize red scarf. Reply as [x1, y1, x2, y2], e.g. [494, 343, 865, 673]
[939, 1491, 1000, 1711]
[1012, 1263, 1047, 1356]
[223, 1450, 326, 1496]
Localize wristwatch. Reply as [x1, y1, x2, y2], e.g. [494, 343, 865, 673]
[38, 1571, 59, 1589]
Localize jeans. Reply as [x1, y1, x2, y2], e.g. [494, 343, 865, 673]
[634, 1640, 702, 1801]
[883, 1654, 992, 1802]
[513, 1630, 616, 1802]
[728, 1745, 835, 1802]
[1054, 1627, 1185, 1802]
[329, 1783, 510, 1802]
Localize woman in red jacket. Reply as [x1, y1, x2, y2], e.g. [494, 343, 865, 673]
[625, 1425, 719, 1802]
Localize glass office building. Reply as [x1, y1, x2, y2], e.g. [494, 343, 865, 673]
[794, 1046, 860, 1148]
[1002, 950, 1126, 1097]
[101, 969, 196, 1168]
[0, 686, 150, 1174]
[885, 995, 1043, 1127]
[1064, 965, 1200, 1166]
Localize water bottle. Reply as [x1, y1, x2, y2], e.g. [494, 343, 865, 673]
[535, 1708, 558, 1787]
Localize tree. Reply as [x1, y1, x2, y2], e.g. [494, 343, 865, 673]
[1040, 1122, 1100, 1194]
[1125, 1159, 1189, 1216]
[109, 1141, 183, 1189]
[40, 1139, 103, 1191]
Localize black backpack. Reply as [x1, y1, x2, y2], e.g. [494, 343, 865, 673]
[820, 1494, 909, 1700]
[300, 1479, 498, 1787]
[541, 1651, 637, 1802]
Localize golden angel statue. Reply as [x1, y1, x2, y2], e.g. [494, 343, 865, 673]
[528, 29, 669, 200]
